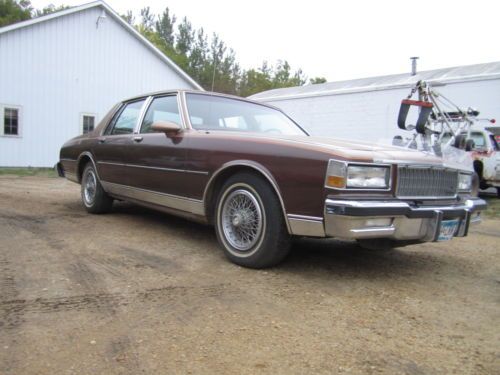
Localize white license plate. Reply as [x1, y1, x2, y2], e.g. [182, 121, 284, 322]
[437, 219, 459, 241]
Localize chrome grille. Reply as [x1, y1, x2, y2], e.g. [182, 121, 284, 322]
[397, 166, 458, 198]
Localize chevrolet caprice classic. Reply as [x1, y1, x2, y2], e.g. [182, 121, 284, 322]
[58, 90, 487, 268]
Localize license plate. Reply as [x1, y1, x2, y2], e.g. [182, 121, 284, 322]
[437, 219, 459, 241]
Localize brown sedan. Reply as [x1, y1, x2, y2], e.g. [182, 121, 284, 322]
[58, 90, 486, 268]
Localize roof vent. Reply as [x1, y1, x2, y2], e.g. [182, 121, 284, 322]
[410, 57, 419, 76]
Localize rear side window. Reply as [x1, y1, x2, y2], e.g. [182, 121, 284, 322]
[140, 95, 181, 133]
[106, 99, 146, 135]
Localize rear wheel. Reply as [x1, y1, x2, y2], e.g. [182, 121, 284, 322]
[81, 163, 113, 213]
[214, 172, 291, 268]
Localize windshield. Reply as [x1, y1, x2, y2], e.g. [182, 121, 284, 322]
[185, 93, 307, 136]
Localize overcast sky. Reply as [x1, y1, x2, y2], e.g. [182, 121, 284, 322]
[31, 0, 500, 82]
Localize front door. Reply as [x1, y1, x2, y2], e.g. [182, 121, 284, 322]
[124, 94, 190, 199]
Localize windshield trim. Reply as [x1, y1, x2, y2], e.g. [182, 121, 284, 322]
[184, 92, 309, 136]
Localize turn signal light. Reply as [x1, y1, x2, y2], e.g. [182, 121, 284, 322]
[326, 175, 346, 188]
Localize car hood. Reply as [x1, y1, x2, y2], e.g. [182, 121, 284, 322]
[289, 135, 473, 170]
[212, 131, 473, 171]
[291, 135, 439, 162]
[233, 132, 441, 163]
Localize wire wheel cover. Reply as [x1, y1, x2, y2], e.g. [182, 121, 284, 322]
[221, 189, 263, 251]
[83, 170, 97, 205]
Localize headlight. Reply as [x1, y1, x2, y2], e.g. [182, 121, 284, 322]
[458, 173, 472, 192]
[325, 160, 390, 189]
[347, 165, 390, 189]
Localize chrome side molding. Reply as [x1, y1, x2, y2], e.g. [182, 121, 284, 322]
[101, 181, 204, 216]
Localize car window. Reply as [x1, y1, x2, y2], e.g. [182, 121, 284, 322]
[469, 132, 486, 149]
[254, 114, 300, 135]
[140, 95, 181, 134]
[185, 93, 307, 135]
[107, 99, 146, 135]
[220, 116, 248, 130]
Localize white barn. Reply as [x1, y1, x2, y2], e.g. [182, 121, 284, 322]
[250, 62, 500, 142]
[0, 1, 201, 167]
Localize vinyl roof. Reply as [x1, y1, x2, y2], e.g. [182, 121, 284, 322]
[250, 61, 500, 102]
[0, 1, 203, 90]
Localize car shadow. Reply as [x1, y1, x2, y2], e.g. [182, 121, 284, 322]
[282, 237, 444, 279]
[110, 201, 216, 241]
[109, 202, 452, 279]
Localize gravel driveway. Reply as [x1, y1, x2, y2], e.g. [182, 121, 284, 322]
[0, 176, 499, 374]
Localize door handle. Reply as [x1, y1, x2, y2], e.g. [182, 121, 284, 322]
[97, 137, 106, 144]
[133, 136, 143, 143]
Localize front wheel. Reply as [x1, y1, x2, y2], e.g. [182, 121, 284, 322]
[81, 163, 113, 214]
[214, 172, 291, 268]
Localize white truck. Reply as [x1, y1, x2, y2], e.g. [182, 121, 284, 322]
[468, 127, 500, 196]
[440, 126, 499, 196]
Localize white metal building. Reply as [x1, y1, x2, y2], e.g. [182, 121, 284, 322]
[0, 1, 202, 167]
[250, 62, 500, 142]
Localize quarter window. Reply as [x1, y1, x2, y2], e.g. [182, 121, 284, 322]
[140, 96, 181, 133]
[3, 107, 19, 135]
[81, 114, 95, 134]
[107, 99, 146, 135]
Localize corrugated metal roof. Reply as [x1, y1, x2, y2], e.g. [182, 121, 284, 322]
[0, 1, 203, 90]
[250, 61, 500, 102]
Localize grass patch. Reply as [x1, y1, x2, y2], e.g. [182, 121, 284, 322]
[482, 195, 500, 219]
[0, 167, 58, 178]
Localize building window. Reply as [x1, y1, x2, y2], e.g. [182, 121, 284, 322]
[81, 114, 96, 134]
[4, 108, 18, 135]
[1, 105, 21, 136]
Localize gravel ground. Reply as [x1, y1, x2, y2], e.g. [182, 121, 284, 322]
[0, 176, 499, 375]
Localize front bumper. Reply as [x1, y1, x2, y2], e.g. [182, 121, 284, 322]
[324, 198, 487, 242]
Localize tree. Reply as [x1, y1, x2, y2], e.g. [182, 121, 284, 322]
[310, 77, 327, 84]
[155, 7, 176, 48]
[139, 6, 154, 32]
[0, 0, 32, 27]
[238, 61, 305, 97]
[121, 10, 135, 26]
[176, 17, 194, 56]
[34, 4, 69, 17]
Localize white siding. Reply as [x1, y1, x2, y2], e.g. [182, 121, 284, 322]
[262, 78, 500, 142]
[0, 7, 197, 167]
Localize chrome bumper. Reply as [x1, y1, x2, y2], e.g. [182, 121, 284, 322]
[324, 198, 487, 242]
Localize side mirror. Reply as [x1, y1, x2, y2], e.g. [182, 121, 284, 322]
[151, 121, 182, 136]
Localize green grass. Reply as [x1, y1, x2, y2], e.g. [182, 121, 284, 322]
[482, 195, 500, 219]
[0, 167, 58, 178]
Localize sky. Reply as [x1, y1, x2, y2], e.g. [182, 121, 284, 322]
[30, 0, 500, 82]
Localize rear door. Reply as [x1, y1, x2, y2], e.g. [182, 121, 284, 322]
[93, 98, 147, 185]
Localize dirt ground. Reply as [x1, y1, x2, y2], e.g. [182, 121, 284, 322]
[0, 176, 499, 375]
